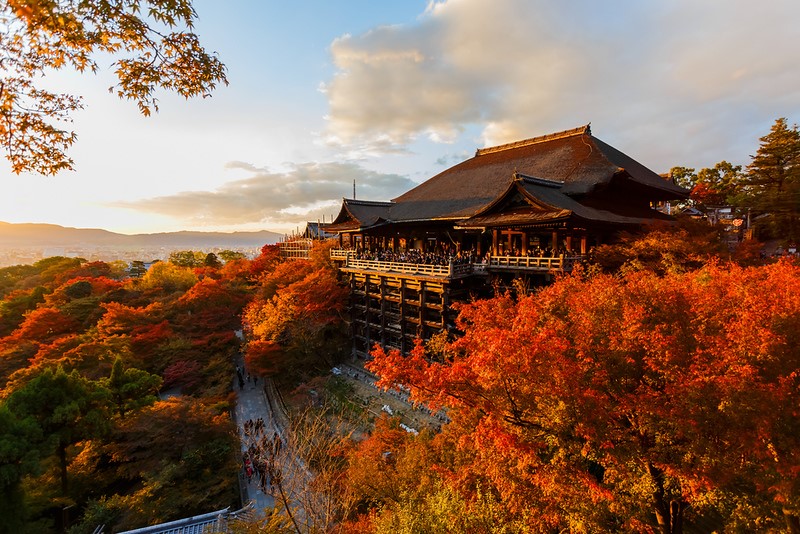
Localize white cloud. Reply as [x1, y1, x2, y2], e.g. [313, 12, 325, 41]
[110, 161, 415, 226]
[323, 0, 800, 169]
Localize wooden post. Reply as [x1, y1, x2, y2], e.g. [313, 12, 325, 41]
[350, 274, 357, 357]
[380, 277, 387, 346]
[566, 235, 572, 253]
[492, 229, 499, 256]
[364, 274, 371, 351]
[419, 282, 426, 342]
[400, 278, 406, 354]
[442, 286, 449, 329]
[581, 235, 587, 254]
[551, 231, 558, 251]
[522, 231, 528, 255]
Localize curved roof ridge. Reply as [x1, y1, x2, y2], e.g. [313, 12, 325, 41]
[514, 172, 564, 188]
[476, 124, 591, 156]
[343, 198, 394, 206]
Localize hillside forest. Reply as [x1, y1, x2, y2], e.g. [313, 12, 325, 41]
[0, 120, 799, 533]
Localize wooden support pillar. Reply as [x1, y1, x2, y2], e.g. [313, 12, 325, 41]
[507, 231, 513, 254]
[419, 282, 426, 341]
[581, 235, 587, 254]
[350, 274, 357, 357]
[522, 231, 528, 255]
[364, 274, 371, 350]
[442, 286, 449, 329]
[400, 279, 406, 354]
[380, 277, 387, 346]
[551, 231, 558, 251]
[566, 235, 573, 253]
[492, 229, 499, 256]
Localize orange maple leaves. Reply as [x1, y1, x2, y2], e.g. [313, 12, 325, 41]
[367, 260, 800, 530]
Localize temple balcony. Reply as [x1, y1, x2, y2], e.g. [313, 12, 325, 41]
[331, 249, 584, 278]
[486, 254, 584, 271]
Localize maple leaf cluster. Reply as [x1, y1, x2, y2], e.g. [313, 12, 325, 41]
[361, 259, 800, 532]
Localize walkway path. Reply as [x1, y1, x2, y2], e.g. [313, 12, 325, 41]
[232, 355, 276, 516]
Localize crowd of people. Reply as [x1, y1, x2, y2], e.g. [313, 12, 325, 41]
[352, 247, 480, 266]
[241, 417, 284, 496]
[350, 245, 576, 266]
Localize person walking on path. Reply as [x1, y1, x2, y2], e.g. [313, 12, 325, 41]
[233, 354, 275, 515]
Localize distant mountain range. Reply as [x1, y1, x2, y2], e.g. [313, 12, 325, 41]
[0, 221, 283, 249]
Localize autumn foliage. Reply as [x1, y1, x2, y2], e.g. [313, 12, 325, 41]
[0, 254, 252, 531]
[243, 240, 349, 378]
[364, 259, 800, 532]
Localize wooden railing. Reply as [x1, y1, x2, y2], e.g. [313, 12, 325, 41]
[330, 248, 350, 261]
[487, 255, 583, 271]
[330, 249, 583, 276]
[344, 257, 455, 277]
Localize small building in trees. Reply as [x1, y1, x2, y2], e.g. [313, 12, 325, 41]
[323, 125, 688, 357]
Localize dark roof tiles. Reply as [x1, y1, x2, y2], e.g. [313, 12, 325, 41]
[328, 125, 688, 232]
[388, 125, 685, 222]
[327, 199, 392, 232]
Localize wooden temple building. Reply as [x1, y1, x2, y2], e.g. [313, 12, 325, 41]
[323, 125, 688, 358]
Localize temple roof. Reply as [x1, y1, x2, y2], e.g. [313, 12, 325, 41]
[459, 174, 672, 228]
[326, 199, 393, 232]
[387, 125, 686, 223]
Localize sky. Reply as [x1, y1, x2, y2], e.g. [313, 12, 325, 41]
[2, 0, 799, 235]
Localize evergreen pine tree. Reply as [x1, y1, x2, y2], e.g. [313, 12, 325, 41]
[744, 118, 800, 243]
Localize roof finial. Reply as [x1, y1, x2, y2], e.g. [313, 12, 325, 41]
[353, 179, 356, 200]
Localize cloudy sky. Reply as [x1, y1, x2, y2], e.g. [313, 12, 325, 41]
[2, 0, 799, 235]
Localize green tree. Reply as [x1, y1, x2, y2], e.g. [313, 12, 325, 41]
[0, 404, 42, 534]
[168, 250, 205, 268]
[128, 260, 147, 278]
[6, 367, 110, 494]
[102, 357, 162, 419]
[1, 0, 227, 175]
[743, 118, 800, 243]
[204, 252, 222, 268]
[670, 166, 697, 190]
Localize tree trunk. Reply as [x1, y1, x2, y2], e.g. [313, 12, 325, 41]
[784, 509, 800, 534]
[670, 500, 684, 534]
[647, 462, 671, 534]
[58, 442, 68, 495]
[646, 462, 685, 534]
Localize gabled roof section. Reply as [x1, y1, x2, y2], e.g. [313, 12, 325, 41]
[460, 173, 673, 228]
[456, 173, 570, 227]
[326, 198, 393, 232]
[388, 124, 687, 223]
